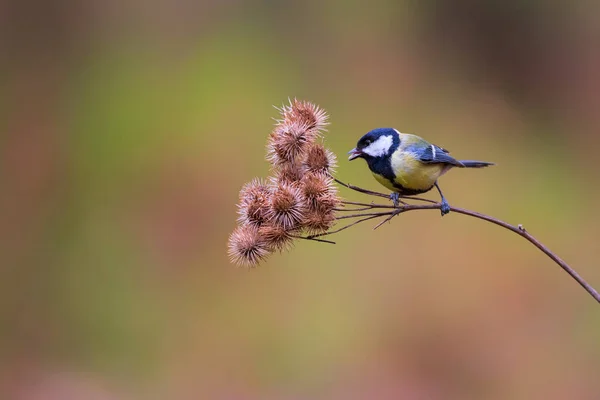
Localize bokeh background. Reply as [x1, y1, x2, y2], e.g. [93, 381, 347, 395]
[2, 1, 600, 399]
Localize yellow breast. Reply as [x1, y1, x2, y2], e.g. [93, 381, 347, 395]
[371, 171, 398, 192]
[390, 151, 444, 191]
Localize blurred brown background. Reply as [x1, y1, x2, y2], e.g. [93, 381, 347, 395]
[1, 1, 600, 399]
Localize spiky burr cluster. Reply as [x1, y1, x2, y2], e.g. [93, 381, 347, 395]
[228, 99, 340, 267]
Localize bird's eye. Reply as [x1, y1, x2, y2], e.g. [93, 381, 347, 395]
[364, 139, 371, 146]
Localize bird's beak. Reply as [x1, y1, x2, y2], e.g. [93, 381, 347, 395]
[348, 148, 362, 161]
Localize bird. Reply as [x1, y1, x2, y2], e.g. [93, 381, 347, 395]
[348, 128, 494, 216]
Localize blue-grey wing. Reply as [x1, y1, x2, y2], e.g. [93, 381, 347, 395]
[418, 144, 464, 166]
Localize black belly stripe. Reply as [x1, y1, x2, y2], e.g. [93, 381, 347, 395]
[392, 183, 432, 196]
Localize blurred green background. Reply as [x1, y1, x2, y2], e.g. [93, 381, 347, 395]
[2, 1, 600, 399]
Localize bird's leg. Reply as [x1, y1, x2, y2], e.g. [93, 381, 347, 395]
[434, 182, 451, 216]
[389, 192, 406, 208]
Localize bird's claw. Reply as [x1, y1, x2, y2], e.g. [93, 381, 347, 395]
[440, 199, 451, 216]
[390, 192, 400, 208]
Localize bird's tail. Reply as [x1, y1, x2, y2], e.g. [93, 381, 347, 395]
[459, 160, 495, 168]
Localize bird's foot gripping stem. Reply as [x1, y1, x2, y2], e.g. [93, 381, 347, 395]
[439, 198, 451, 216]
[434, 181, 451, 216]
[389, 192, 405, 208]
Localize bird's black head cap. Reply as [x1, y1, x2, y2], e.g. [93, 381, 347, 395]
[348, 128, 400, 161]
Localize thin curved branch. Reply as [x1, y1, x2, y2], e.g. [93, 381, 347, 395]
[324, 180, 600, 304]
[334, 178, 390, 199]
[307, 213, 388, 239]
[449, 206, 600, 304]
[337, 211, 397, 220]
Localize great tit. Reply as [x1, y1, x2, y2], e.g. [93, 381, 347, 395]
[348, 128, 494, 216]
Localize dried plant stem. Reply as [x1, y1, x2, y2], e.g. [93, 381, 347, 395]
[341, 201, 394, 209]
[309, 180, 600, 304]
[308, 214, 387, 238]
[293, 235, 336, 245]
[334, 178, 390, 199]
[335, 206, 379, 212]
[448, 206, 600, 303]
[336, 211, 396, 220]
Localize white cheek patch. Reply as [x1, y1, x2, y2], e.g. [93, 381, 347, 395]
[363, 135, 393, 157]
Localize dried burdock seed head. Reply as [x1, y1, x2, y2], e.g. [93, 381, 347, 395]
[313, 190, 341, 213]
[260, 224, 295, 252]
[228, 225, 271, 267]
[280, 99, 329, 135]
[229, 100, 340, 267]
[273, 161, 304, 185]
[267, 182, 306, 230]
[301, 172, 331, 205]
[300, 172, 340, 211]
[300, 173, 339, 233]
[237, 178, 271, 227]
[303, 142, 337, 175]
[302, 208, 336, 234]
[266, 121, 316, 166]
